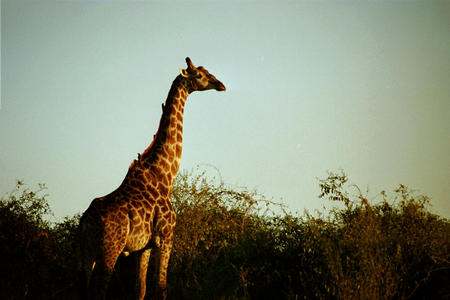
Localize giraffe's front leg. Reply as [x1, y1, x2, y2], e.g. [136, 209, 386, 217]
[135, 249, 151, 300]
[153, 238, 174, 300]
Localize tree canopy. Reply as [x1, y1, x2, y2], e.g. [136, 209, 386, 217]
[0, 171, 448, 299]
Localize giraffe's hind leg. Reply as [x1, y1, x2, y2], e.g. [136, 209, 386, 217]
[135, 249, 151, 300]
[78, 225, 99, 299]
[79, 257, 95, 300]
[87, 237, 125, 300]
[88, 253, 119, 300]
[153, 239, 173, 300]
[89, 263, 111, 300]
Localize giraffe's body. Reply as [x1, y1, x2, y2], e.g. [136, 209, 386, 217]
[78, 58, 225, 300]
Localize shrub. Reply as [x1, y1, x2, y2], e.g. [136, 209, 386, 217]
[1, 171, 448, 299]
[168, 170, 282, 299]
[0, 181, 80, 299]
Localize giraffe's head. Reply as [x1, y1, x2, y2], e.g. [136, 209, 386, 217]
[180, 57, 226, 92]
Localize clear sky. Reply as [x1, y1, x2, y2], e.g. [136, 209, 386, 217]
[1, 1, 449, 219]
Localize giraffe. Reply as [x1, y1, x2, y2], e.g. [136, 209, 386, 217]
[78, 57, 226, 300]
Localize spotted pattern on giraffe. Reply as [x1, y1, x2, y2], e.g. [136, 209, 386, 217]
[78, 57, 225, 300]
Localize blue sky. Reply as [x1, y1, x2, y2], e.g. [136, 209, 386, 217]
[1, 1, 449, 219]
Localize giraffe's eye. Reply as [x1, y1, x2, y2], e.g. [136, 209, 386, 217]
[195, 74, 202, 79]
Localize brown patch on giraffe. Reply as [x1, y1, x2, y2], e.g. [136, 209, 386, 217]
[114, 215, 123, 224]
[119, 206, 128, 215]
[160, 203, 169, 214]
[151, 165, 162, 176]
[159, 146, 168, 159]
[118, 211, 128, 221]
[133, 216, 141, 226]
[142, 159, 151, 169]
[158, 219, 167, 228]
[129, 186, 141, 195]
[134, 223, 143, 233]
[158, 183, 169, 197]
[135, 181, 145, 192]
[130, 198, 139, 207]
[168, 129, 176, 143]
[159, 159, 170, 172]
[147, 185, 160, 199]
[171, 163, 178, 174]
[176, 144, 182, 157]
[166, 146, 174, 159]
[144, 213, 151, 223]
[162, 226, 169, 236]
[142, 191, 151, 200]
[140, 200, 150, 211]
[176, 112, 183, 122]
[144, 199, 154, 208]
[129, 179, 138, 187]
[159, 175, 169, 189]
[144, 171, 153, 181]
[137, 207, 145, 216]
[167, 147, 175, 161]
[156, 198, 165, 206]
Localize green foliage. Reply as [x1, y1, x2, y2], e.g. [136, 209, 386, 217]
[304, 172, 450, 299]
[166, 170, 449, 299]
[168, 170, 283, 299]
[0, 180, 51, 228]
[0, 181, 80, 299]
[0, 181, 51, 299]
[1, 172, 449, 299]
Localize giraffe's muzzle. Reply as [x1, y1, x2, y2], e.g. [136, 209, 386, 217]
[215, 81, 226, 91]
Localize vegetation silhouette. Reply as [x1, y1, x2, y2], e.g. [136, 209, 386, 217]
[0, 170, 448, 299]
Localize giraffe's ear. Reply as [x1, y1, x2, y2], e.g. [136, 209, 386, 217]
[180, 68, 189, 78]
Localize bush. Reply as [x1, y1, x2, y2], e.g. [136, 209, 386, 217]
[303, 172, 450, 299]
[1, 172, 449, 299]
[168, 170, 282, 299]
[0, 181, 80, 299]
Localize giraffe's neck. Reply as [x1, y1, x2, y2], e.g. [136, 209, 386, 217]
[131, 75, 189, 184]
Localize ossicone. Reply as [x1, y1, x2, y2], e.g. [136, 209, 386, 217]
[185, 57, 196, 70]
